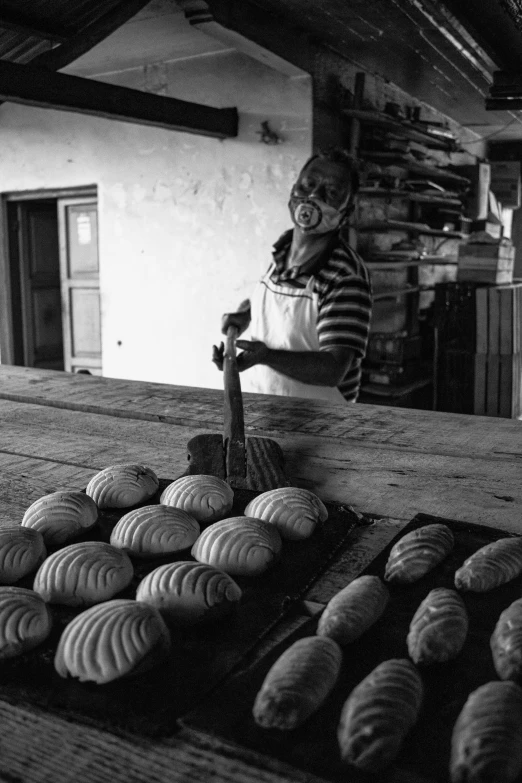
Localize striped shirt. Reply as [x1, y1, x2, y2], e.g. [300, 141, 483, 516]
[270, 229, 372, 401]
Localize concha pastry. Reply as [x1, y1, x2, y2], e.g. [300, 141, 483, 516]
[491, 598, 522, 682]
[407, 587, 469, 664]
[159, 475, 233, 524]
[244, 487, 328, 541]
[22, 490, 98, 547]
[338, 658, 423, 773]
[33, 541, 133, 606]
[0, 526, 46, 584]
[54, 599, 171, 684]
[86, 464, 159, 509]
[0, 587, 52, 658]
[110, 505, 200, 558]
[191, 516, 282, 576]
[384, 523, 454, 584]
[454, 536, 522, 592]
[450, 681, 522, 783]
[253, 636, 342, 730]
[135, 561, 242, 623]
[317, 575, 390, 645]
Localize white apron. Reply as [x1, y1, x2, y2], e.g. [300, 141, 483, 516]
[242, 264, 347, 402]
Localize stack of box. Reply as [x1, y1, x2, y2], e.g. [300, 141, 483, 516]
[474, 283, 522, 417]
[457, 240, 515, 285]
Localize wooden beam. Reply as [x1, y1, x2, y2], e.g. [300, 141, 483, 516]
[0, 12, 68, 42]
[25, 0, 153, 71]
[0, 60, 238, 139]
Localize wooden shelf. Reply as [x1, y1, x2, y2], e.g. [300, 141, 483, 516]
[359, 152, 470, 184]
[367, 257, 458, 269]
[357, 220, 463, 238]
[358, 188, 462, 206]
[343, 108, 457, 151]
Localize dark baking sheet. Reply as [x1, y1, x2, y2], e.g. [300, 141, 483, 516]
[0, 480, 358, 738]
[181, 514, 522, 783]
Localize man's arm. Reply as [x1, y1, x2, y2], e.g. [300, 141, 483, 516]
[235, 341, 356, 387]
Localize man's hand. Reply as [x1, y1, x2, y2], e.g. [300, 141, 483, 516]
[221, 299, 251, 336]
[212, 339, 269, 372]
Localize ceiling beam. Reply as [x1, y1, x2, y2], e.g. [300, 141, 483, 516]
[0, 11, 68, 43]
[0, 59, 238, 139]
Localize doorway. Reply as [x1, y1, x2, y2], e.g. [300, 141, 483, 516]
[1, 188, 102, 375]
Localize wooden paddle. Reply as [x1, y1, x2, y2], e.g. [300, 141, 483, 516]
[184, 327, 289, 489]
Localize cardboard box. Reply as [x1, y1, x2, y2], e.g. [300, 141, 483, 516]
[490, 161, 521, 209]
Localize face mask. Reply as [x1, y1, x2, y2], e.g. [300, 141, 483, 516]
[288, 195, 346, 234]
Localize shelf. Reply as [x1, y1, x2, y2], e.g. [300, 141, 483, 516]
[373, 287, 421, 300]
[367, 258, 458, 269]
[358, 188, 462, 206]
[358, 153, 470, 184]
[359, 375, 433, 398]
[356, 220, 463, 238]
[342, 108, 457, 151]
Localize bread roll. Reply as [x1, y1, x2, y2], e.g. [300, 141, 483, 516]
[191, 516, 282, 576]
[160, 475, 233, 524]
[22, 490, 98, 547]
[407, 587, 468, 664]
[135, 561, 242, 623]
[454, 536, 522, 592]
[0, 587, 52, 658]
[0, 526, 46, 584]
[253, 636, 342, 729]
[86, 464, 159, 509]
[110, 505, 200, 558]
[54, 599, 170, 683]
[384, 523, 454, 584]
[491, 598, 522, 682]
[33, 541, 133, 606]
[338, 658, 423, 772]
[317, 575, 389, 645]
[450, 681, 522, 783]
[244, 487, 327, 541]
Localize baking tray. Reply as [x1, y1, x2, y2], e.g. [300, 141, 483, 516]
[0, 480, 359, 738]
[181, 513, 522, 783]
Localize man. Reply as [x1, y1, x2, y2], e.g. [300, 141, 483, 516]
[213, 148, 372, 402]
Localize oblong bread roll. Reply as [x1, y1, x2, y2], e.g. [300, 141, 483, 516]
[86, 464, 159, 509]
[338, 658, 423, 772]
[244, 487, 328, 541]
[159, 475, 233, 524]
[253, 636, 342, 729]
[450, 681, 522, 783]
[110, 505, 200, 558]
[0, 526, 46, 584]
[0, 586, 52, 659]
[33, 541, 133, 606]
[454, 536, 522, 592]
[191, 516, 282, 576]
[491, 597, 522, 682]
[22, 490, 98, 547]
[54, 599, 171, 684]
[384, 523, 454, 584]
[317, 575, 389, 645]
[135, 561, 242, 623]
[407, 587, 468, 664]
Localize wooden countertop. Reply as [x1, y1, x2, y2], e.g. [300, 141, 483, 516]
[0, 365, 521, 783]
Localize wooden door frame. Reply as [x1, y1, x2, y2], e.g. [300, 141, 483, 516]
[0, 185, 97, 365]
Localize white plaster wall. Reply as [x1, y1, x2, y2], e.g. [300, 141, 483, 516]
[0, 52, 312, 388]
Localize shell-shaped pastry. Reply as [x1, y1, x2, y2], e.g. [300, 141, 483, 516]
[0, 587, 52, 659]
[0, 526, 46, 584]
[384, 523, 454, 584]
[54, 599, 171, 684]
[450, 681, 522, 783]
[491, 598, 522, 682]
[244, 487, 328, 541]
[159, 475, 233, 524]
[191, 516, 282, 576]
[33, 541, 133, 606]
[110, 505, 200, 558]
[22, 490, 98, 547]
[253, 636, 342, 730]
[407, 587, 469, 665]
[317, 575, 390, 645]
[86, 464, 159, 509]
[135, 561, 242, 623]
[454, 536, 522, 592]
[338, 658, 424, 773]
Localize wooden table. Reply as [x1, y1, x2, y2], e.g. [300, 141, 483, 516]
[0, 365, 520, 783]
